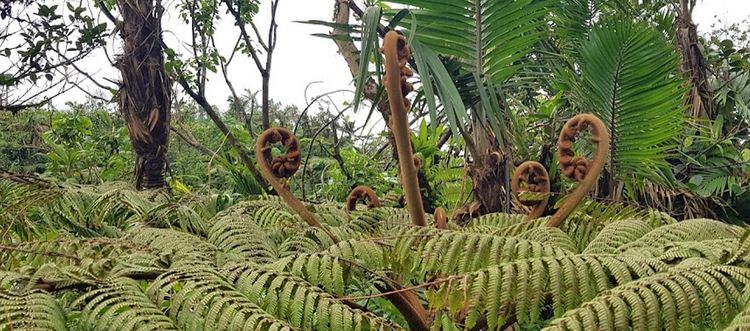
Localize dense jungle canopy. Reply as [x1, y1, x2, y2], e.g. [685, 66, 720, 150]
[1, 0, 750, 330]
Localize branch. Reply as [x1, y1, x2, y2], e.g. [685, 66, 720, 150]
[96, 0, 122, 27]
[170, 125, 216, 158]
[175, 75, 267, 189]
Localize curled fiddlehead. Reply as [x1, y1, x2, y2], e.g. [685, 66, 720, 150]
[434, 207, 448, 229]
[382, 30, 426, 227]
[547, 113, 610, 228]
[345, 186, 381, 212]
[511, 161, 550, 220]
[255, 127, 338, 242]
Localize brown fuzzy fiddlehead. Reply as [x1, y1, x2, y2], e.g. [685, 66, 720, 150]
[511, 161, 550, 220]
[345, 186, 381, 212]
[434, 207, 448, 229]
[546, 113, 610, 228]
[382, 31, 426, 227]
[255, 127, 338, 242]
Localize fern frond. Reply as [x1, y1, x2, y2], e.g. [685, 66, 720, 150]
[464, 213, 527, 229]
[140, 202, 207, 236]
[225, 263, 402, 330]
[147, 267, 293, 330]
[207, 215, 279, 264]
[583, 219, 656, 254]
[430, 255, 668, 329]
[543, 265, 750, 330]
[0, 290, 67, 330]
[126, 227, 221, 267]
[393, 227, 571, 276]
[517, 227, 579, 253]
[624, 239, 743, 265]
[73, 277, 178, 330]
[618, 219, 744, 253]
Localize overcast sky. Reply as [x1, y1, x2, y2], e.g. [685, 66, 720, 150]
[57, 0, 750, 119]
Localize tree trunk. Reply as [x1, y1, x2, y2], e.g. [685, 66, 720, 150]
[117, 0, 171, 190]
[676, 0, 714, 119]
[467, 138, 506, 216]
[262, 73, 270, 129]
[465, 114, 510, 217]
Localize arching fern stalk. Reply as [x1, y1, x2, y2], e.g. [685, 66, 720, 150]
[382, 30, 426, 227]
[346, 185, 382, 212]
[510, 113, 608, 228]
[255, 127, 338, 242]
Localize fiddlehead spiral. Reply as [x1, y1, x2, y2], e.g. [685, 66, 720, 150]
[511, 161, 550, 220]
[382, 30, 426, 227]
[345, 186, 381, 212]
[547, 113, 609, 228]
[255, 127, 338, 242]
[434, 207, 448, 229]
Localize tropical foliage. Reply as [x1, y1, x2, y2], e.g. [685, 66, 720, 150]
[3, 180, 750, 330]
[1, 0, 750, 330]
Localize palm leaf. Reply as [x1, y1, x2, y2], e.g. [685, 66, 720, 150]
[388, 0, 550, 84]
[568, 19, 686, 185]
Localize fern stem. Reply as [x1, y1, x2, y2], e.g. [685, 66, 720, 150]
[255, 127, 338, 242]
[345, 185, 381, 212]
[382, 31, 426, 227]
[547, 114, 610, 227]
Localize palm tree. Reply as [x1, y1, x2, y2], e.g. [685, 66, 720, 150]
[112, 0, 172, 190]
[371, 0, 687, 207]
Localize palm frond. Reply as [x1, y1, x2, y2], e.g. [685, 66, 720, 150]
[568, 19, 686, 185]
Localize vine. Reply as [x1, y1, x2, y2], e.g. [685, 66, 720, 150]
[255, 127, 338, 242]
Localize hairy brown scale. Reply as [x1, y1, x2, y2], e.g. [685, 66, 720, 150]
[382, 31, 426, 227]
[255, 127, 338, 242]
[511, 161, 550, 220]
[345, 186, 381, 212]
[434, 207, 448, 229]
[546, 113, 609, 228]
[257, 127, 301, 179]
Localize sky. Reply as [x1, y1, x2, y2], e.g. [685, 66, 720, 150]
[53, 0, 750, 120]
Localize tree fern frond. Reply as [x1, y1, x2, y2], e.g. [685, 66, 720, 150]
[583, 219, 656, 254]
[253, 204, 298, 230]
[573, 200, 676, 226]
[429, 255, 668, 329]
[465, 213, 527, 229]
[225, 263, 402, 330]
[645, 239, 741, 264]
[73, 277, 177, 330]
[618, 219, 744, 253]
[207, 215, 279, 264]
[518, 227, 579, 253]
[278, 235, 324, 258]
[0, 290, 68, 330]
[393, 227, 571, 276]
[147, 267, 293, 330]
[543, 265, 750, 331]
[0, 238, 156, 268]
[140, 202, 207, 236]
[268, 253, 351, 296]
[126, 227, 221, 267]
